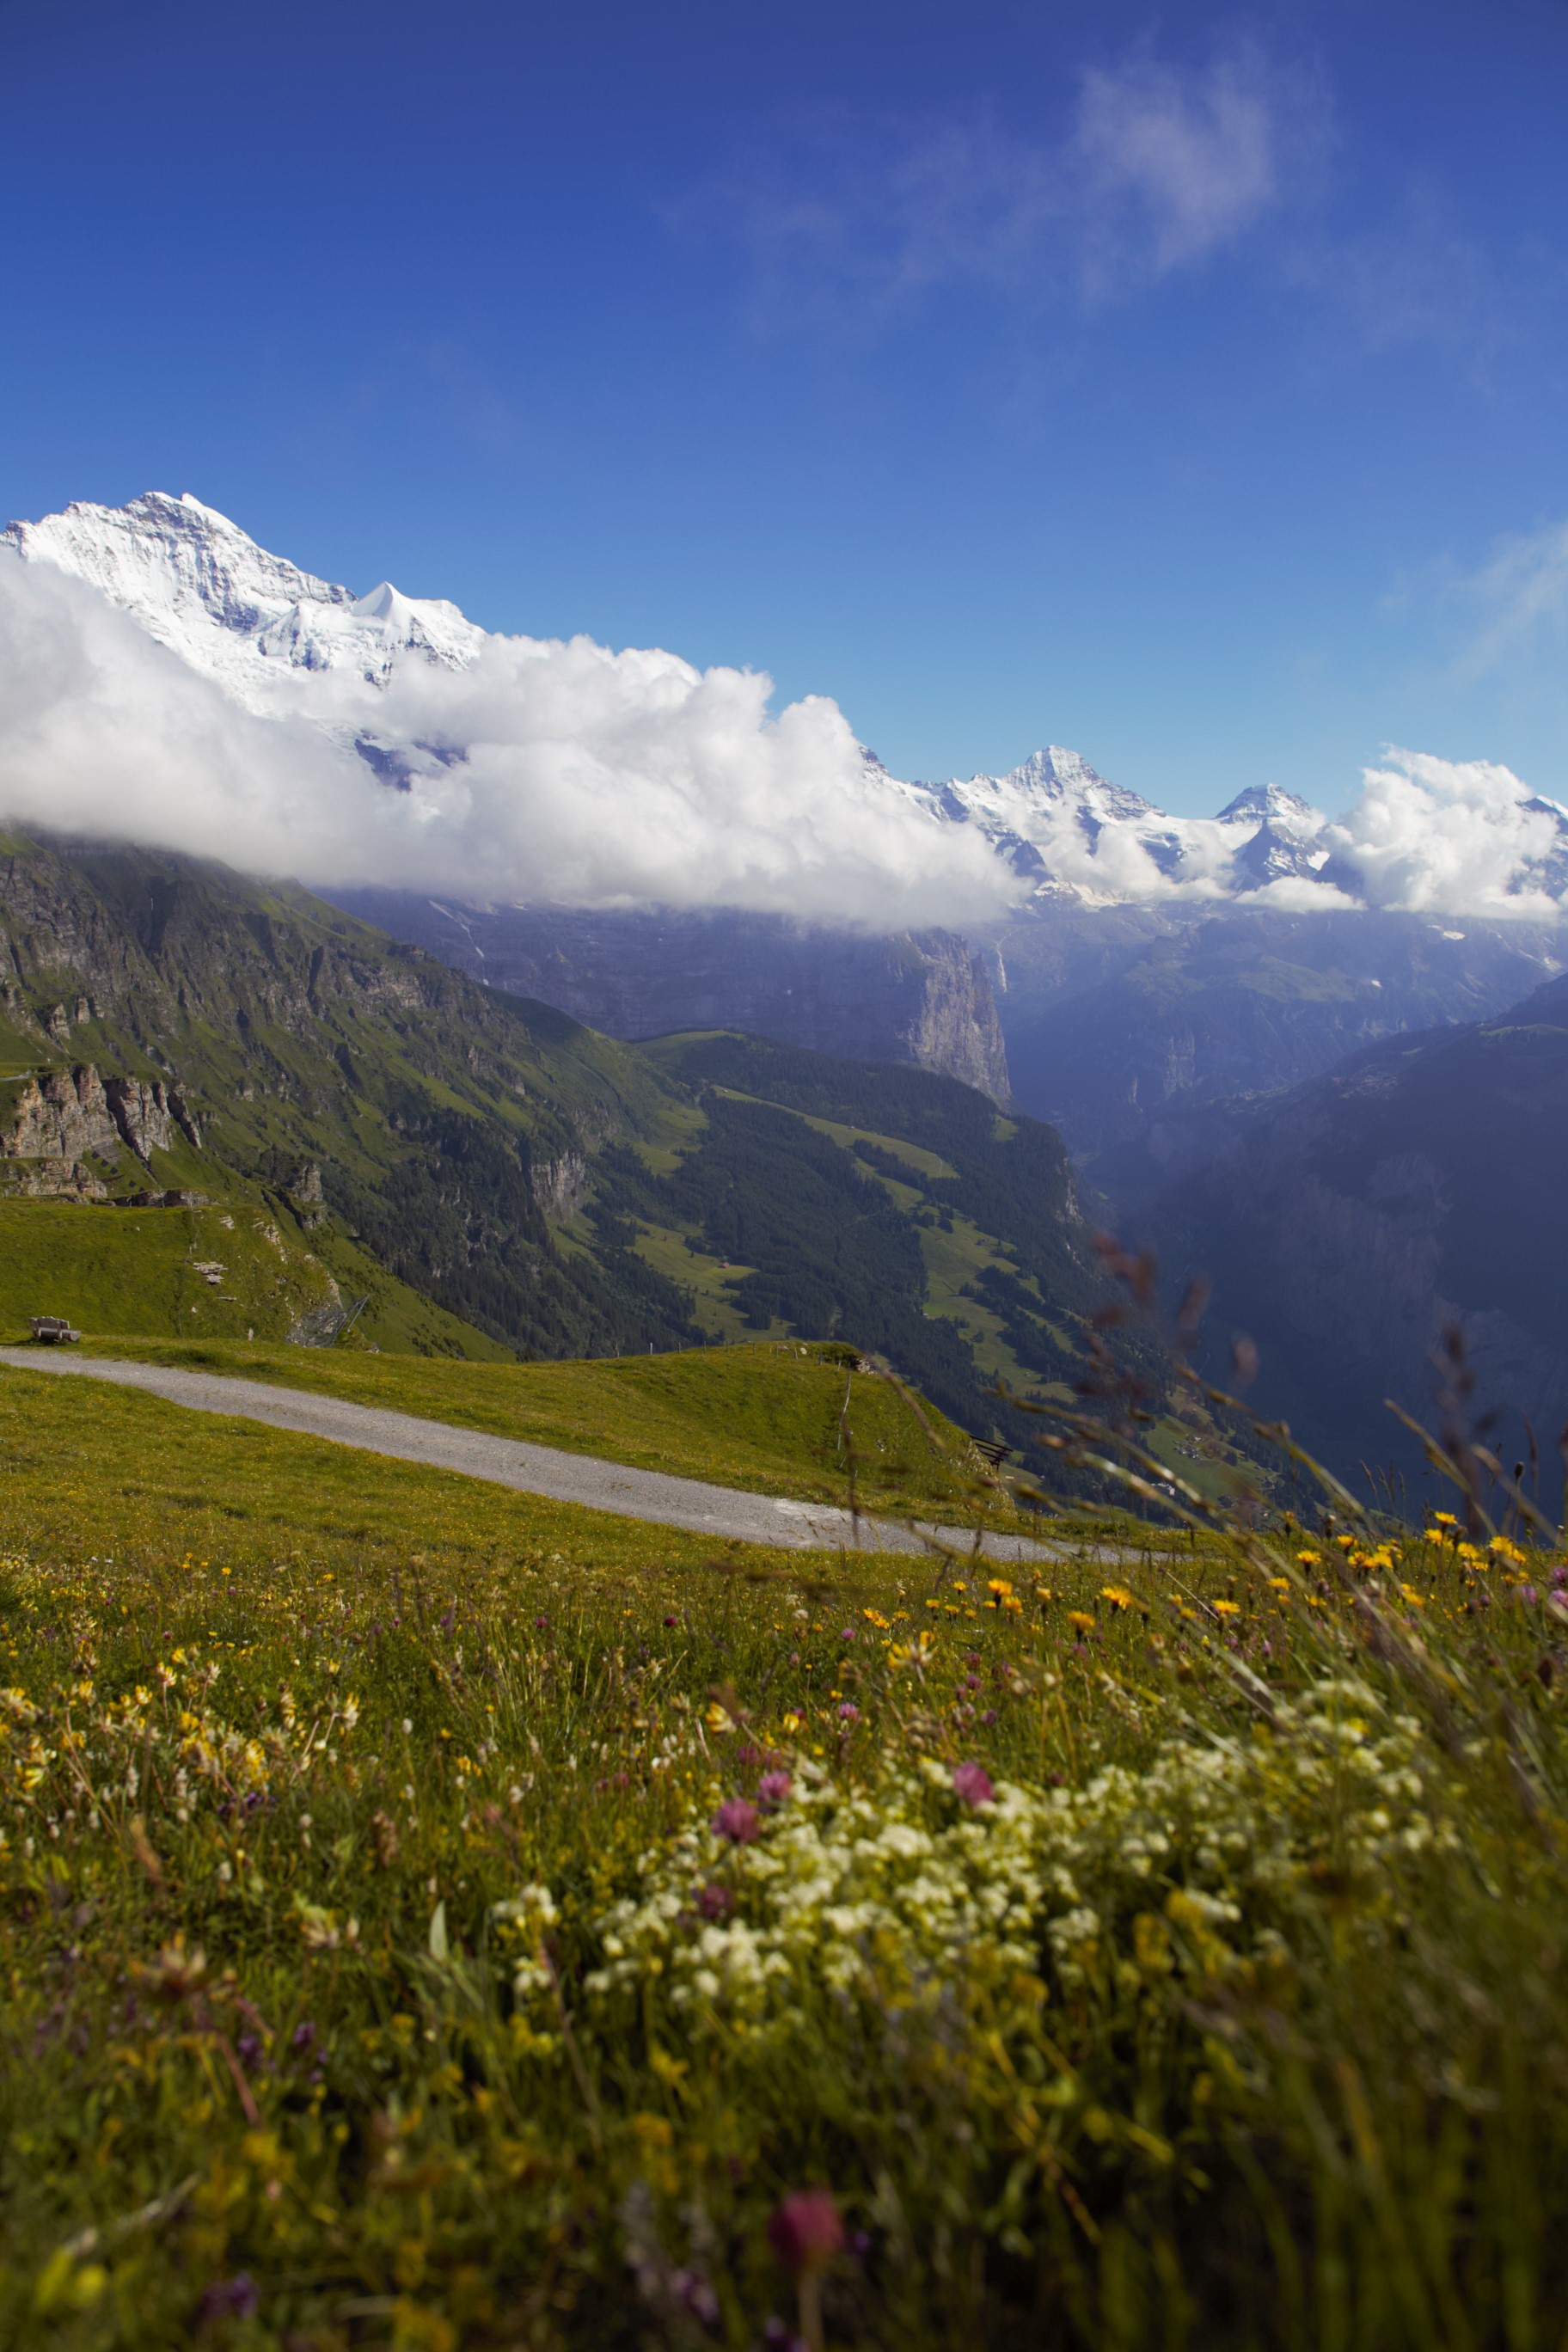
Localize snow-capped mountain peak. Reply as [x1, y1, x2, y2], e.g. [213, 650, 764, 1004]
[2, 490, 486, 703]
[1216, 782, 1321, 830]
[4, 489, 1565, 920]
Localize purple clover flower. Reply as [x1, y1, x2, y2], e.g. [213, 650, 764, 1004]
[712, 1797, 761, 1845]
[952, 1761, 995, 1808]
[769, 2189, 845, 2272]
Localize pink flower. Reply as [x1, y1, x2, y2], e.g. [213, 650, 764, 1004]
[696, 1883, 733, 1920]
[836, 1702, 860, 1724]
[768, 2189, 844, 2273]
[712, 1798, 761, 1845]
[756, 1770, 793, 1809]
[952, 1761, 994, 1808]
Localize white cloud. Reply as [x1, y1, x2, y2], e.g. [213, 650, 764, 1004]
[697, 37, 1314, 332]
[0, 551, 1020, 928]
[1073, 45, 1285, 279]
[1323, 748, 1566, 915]
[1451, 516, 1568, 677]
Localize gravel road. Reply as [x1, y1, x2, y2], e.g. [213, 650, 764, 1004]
[0, 1348, 1064, 1562]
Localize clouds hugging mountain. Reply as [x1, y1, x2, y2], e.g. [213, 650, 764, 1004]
[6, 493, 1568, 926]
[0, 831, 1222, 1493]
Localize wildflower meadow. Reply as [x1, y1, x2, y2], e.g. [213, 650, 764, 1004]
[3, 1396, 1568, 2352]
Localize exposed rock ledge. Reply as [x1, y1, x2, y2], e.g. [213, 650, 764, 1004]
[0, 1064, 202, 1167]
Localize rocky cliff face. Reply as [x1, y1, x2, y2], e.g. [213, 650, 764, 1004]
[323, 896, 1012, 1103]
[1, 1060, 203, 1192]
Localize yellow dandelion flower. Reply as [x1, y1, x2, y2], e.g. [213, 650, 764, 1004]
[1067, 1610, 1096, 1633]
[1099, 1586, 1135, 1611]
[1211, 1598, 1241, 1618]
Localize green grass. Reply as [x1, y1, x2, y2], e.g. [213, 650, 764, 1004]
[628, 1222, 784, 1345]
[709, 1087, 959, 1182]
[49, 1337, 1021, 1523]
[1, 1363, 1566, 2349]
[0, 1198, 337, 1346]
[0, 1198, 510, 1363]
[0, 1358, 844, 1579]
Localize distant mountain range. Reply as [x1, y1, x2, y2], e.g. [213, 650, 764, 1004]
[979, 899, 1566, 1204]
[1148, 971, 1568, 1505]
[9, 492, 1568, 918]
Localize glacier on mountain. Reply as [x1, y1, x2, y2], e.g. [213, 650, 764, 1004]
[3, 489, 1566, 921]
[1, 492, 487, 703]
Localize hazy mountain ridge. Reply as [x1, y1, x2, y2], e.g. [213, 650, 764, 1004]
[983, 901, 1567, 1204]
[328, 891, 1012, 1102]
[1146, 970, 1568, 1494]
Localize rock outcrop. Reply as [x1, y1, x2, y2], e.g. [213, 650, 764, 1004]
[1, 1063, 203, 1176]
[326, 896, 1013, 1103]
[2, 1064, 122, 1162]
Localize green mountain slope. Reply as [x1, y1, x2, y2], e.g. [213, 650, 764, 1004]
[1, 836, 1213, 1498]
[0, 831, 700, 1357]
[592, 1032, 1198, 1479]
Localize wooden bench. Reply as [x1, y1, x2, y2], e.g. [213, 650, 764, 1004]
[29, 1316, 82, 1344]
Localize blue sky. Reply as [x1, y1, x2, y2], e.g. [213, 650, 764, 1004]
[3, 0, 1566, 813]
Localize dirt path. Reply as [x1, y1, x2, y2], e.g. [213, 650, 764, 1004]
[0, 1348, 1067, 1562]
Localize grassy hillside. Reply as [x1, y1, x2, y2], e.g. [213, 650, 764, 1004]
[0, 1197, 511, 1358]
[1, 1363, 1566, 2347]
[74, 1336, 1027, 1522]
[0, 833, 699, 1359]
[609, 1033, 1246, 1498]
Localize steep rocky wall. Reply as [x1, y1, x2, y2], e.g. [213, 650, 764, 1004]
[325, 896, 1012, 1103]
